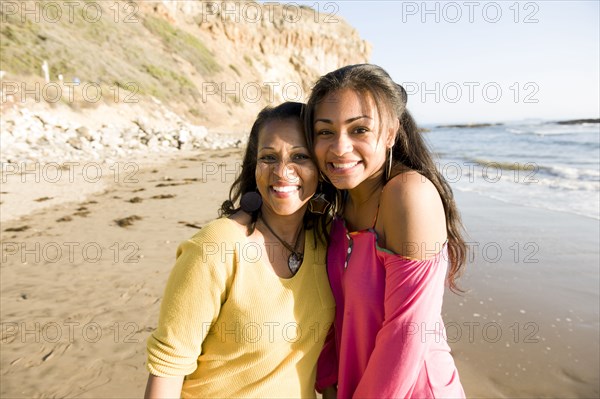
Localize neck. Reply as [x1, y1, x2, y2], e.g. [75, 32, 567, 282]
[259, 206, 305, 243]
[346, 170, 385, 208]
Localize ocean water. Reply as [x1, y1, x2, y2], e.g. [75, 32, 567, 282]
[424, 121, 600, 220]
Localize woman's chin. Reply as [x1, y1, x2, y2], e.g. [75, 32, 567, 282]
[328, 177, 358, 191]
[263, 201, 309, 217]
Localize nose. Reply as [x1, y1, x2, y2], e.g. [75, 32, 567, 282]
[273, 161, 298, 182]
[330, 132, 352, 156]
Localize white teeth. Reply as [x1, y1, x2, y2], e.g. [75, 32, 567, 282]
[272, 186, 299, 193]
[332, 162, 358, 169]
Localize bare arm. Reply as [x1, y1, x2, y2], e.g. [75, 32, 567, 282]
[144, 374, 184, 399]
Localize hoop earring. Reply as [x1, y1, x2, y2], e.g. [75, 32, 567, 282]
[386, 147, 393, 181]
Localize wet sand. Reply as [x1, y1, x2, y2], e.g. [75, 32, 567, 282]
[444, 190, 599, 398]
[0, 150, 598, 397]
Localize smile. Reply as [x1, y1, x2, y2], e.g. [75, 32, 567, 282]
[331, 162, 359, 169]
[272, 185, 300, 193]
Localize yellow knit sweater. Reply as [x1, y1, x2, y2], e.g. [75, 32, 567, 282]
[147, 218, 335, 398]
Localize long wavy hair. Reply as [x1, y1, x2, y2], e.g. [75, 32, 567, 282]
[220, 101, 331, 244]
[304, 64, 467, 292]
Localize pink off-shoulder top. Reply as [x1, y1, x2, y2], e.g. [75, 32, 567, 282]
[316, 217, 465, 398]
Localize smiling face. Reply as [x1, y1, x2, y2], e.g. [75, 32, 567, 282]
[313, 88, 396, 191]
[255, 118, 318, 217]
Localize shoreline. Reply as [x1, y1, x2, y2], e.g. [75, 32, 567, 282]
[452, 186, 600, 222]
[0, 151, 598, 397]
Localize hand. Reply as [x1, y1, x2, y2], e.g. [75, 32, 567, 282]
[321, 385, 337, 399]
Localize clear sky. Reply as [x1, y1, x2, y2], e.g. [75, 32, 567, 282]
[292, 1, 600, 124]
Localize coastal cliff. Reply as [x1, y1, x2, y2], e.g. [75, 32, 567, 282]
[0, 0, 370, 162]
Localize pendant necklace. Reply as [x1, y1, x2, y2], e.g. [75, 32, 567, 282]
[259, 215, 304, 275]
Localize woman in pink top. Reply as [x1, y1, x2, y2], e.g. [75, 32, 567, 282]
[304, 64, 467, 398]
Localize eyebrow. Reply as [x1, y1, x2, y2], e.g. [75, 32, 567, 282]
[314, 115, 372, 125]
[258, 145, 307, 150]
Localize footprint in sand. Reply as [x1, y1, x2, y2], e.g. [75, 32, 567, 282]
[128, 197, 143, 203]
[4, 225, 29, 232]
[21, 342, 72, 368]
[137, 326, 156, 333]
[178, 221, 203, 229]
[115, 215, 142, 227]
[155, 182, 188, 187]
[73, 206, 90, 217]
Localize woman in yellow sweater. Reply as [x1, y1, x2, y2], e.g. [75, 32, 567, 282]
[144, 102, 335, 398]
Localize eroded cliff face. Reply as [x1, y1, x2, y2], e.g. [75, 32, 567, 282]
[2, 0, 369, 130]
[138, 0, 371, 130]
[1, 1, 370, 163]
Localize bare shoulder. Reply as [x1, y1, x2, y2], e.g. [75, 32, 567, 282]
[381, 171, 441, 205]
[381, 171, 442, 212]
[379, 171, 447, 259]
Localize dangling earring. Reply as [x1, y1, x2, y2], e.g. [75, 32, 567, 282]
[309, 181, 331, 214]
[386, 147, 393, 181]
[240, 190, 262, 213]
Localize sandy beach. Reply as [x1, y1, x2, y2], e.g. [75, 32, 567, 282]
[1, 149, 598, 398]
[444, 190, 599, 397]
[2, 0, 598, 396]
[0, 148, 243, 397]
